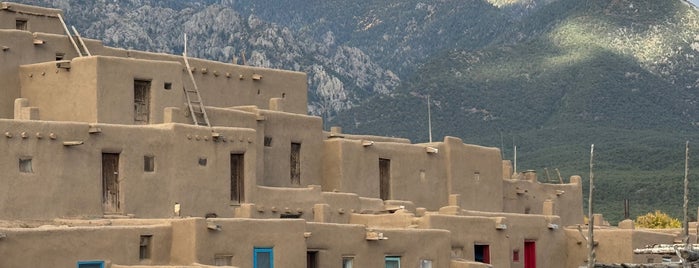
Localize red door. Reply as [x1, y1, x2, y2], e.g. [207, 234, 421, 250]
[524, 241, 536, 268]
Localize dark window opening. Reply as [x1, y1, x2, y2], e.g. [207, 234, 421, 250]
[199, 157, 207, 166]
[379, 158, 391, 200]
[139, 235, 152, 260]
[280, 213, 301, 219]
[19, 158, 33, 173]
[15, 19, 27, 30]
[290, 143, 301, 185]
[144, 155, 155, 172]
[264, 136, 272, 147]
[55, 52, 65, 61]
[474, 244, 490, 264]
[513, 250, 520, 262]
[307, 251, 318, 268]
[230, 153, 244, 202]
[164, 82, 172, 90]
[134, 79, 151, 124]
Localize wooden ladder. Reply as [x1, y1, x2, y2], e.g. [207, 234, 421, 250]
[182, 53, 211, 127]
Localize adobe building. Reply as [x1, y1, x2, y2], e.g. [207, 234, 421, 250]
[0, 2, 692, 268]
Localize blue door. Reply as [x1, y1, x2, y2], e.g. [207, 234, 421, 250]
[254, 247, 274, 268]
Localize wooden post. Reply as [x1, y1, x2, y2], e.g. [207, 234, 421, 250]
[684, 141, 690, 268]
[588, 144, 596, 268]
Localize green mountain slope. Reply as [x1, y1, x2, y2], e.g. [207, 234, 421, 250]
[332, 0, 699, 223]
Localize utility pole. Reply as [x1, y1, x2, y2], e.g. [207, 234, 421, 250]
[587, 144, 596, 268]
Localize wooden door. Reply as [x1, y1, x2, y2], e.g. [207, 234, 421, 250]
[102, 153, 120, 213]
[379, 158, 391, 200]
[524, 240, 536, 268]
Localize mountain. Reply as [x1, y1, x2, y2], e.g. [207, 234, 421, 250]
[16, 0, 699, 223]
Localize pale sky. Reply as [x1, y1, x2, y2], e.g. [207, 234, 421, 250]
[691, 0, 699, 7]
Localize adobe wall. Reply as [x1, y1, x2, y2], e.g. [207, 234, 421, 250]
[19, 58, 100, 122]
[254, 109, 323, 187]
[459, 210, 567, 268]
[0, 2, 64, 34]
[306, 222, 451, 267]
[564, 228, 676, 267]
[95, 47, 310, 115]
[419, 214, 510, 267]
[171, 218, 307, 267]
[0, 223, 173, 267]
[0, 119, 258, 219]
[0, 31, 81, 118]
[443, 136, 504, 212]
[503, 176, 584, 226]
[322, 138, 450, 210]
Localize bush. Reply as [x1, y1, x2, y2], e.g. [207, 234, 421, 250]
[634, 210, 682, 229]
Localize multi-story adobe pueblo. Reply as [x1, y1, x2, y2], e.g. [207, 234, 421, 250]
[0, 2, 694, 268]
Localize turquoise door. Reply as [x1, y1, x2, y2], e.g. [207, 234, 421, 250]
[254, 247, 274, 268]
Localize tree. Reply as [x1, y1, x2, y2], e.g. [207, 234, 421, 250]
[634, 210, 682, 229]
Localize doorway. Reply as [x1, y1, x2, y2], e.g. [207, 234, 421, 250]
[524, 240, 536, 268]
[379, 158, 391, 200]
[230, 153, 244, 203]
[134, 79, 151, 124]
[102, 153, 120, 213]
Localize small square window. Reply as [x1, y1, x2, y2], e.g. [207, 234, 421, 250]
[19, 158, 33, 173]
[144, 156, 155, 172]
[55, 52, 65, 61]
[342, 256, 354, 268]
[214, 254, 233, 266]
[16, 19, 27, 30]
[164, 82, 172, 90]
[420, 259, 433, 268]
[139, 235, 152, 260]
[198, 157, 207, 166]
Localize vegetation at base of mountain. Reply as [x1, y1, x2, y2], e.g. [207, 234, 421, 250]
[635, 210, 682, 229]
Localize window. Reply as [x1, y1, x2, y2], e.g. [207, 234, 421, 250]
[307, 251, 318, 268]
[19, 158, 33, 173]
[55, 52, 65, 61]
[15, 19, 27, 30]
[474, 171, 480, 181]
[214, 255, 233, 266]
[144, 155, 155, 172]
[385, 256, 400, 268]
[290, 143, 301, 185]
[139, 235, 152, 260]
[474, 244, 490, 264]
[77, 261, 105, 268]
[254, 247, 273, 268]
[199, 157, 207, 166]
[264, 136, 272, 147]
[420, 260, 433, 268]
[164, 82, 172, 90]
[134, 79, 151, 124]
[513, 249, 520, 262]
[342, 256, 354, 268]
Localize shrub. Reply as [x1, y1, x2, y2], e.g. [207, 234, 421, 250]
[634, 210, 682, 229]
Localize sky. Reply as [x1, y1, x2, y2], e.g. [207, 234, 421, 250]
[691, 0, 699, 7]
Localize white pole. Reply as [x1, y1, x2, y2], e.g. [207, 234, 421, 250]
[427, 95, 433, 143]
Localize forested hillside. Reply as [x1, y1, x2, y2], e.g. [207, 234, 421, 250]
[18, 0, 699, 223]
